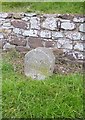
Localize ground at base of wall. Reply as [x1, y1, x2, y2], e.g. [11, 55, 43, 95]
[2, 49, 83, 75]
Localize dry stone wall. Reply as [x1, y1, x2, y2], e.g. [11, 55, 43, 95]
[0, 13, 85, 60]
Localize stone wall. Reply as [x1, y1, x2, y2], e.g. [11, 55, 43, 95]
[0, 13, 85, 60]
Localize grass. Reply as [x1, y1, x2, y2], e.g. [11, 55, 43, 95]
[1, 2, 84, 14]
[1, 1, 84, 118]
[2, 50, 83, 118]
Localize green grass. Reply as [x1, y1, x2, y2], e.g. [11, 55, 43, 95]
[2, 51, 83, 118]
[1, 2, 84, 14]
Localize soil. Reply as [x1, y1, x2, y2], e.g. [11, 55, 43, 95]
[2, 49, 83, 75]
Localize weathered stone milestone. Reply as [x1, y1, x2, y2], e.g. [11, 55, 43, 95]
[24, 47, 55, 80]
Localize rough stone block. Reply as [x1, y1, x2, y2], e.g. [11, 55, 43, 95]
[24, 13, 36, 17]
[64, 50, 83, 60]
[81, 33, 85, 41]
[74, 42, 83, 51]
[3, 22, 11, 27]
[79, 23, 85, 33]
[0, 33, 4, 39]
[30, 17, 40, 30]
[13, 28, 22, 34]
[13, 13, 22, 19]
[61, 22, 76, 30]
[27, 37, 43, 48]
[65, 31, 81, 40]
[11, 20, 27, 29]
[9, 37, 27, 46]
[16, 46, 29, 53]
[42, 17, 57, 30]
[23, 30, 38, 37]
[56, 38, 72, 49]
[73, 17, 85, 23]
[0, 13, 8, 18]
[22, 17, 30, 21]
[45, 41, 55, 47]
[40, 30, 51, 38]
[3, 43, 15, 50]
[52, 32, 64, 39]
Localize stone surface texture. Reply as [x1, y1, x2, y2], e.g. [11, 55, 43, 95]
[61, 22, 76, 30]
[24, 47, 55, 80]
[42, 17, 57, 30]
[0, 13, 84, 60]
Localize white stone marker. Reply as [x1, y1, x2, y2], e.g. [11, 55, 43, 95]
[24, 47, 55, 80]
